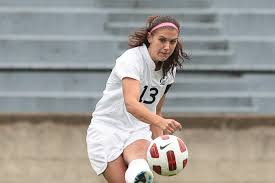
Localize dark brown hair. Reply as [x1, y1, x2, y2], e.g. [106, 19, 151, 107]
[128, 15, 190, 78]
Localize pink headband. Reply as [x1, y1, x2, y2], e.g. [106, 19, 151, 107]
[149, 22, 179, 33]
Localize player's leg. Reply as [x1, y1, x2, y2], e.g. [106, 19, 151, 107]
[87, 121, 129, 182]
[123, 139, 153, 183]
[103, 155, 127, 183]
[123, 139, 149, 164]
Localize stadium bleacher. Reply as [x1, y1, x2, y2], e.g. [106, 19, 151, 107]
[0, 0, 275, 114]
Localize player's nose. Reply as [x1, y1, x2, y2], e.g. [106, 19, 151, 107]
[163, 42, 170, 50]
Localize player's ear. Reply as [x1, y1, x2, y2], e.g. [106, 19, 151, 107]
[147, 32, 153, 44]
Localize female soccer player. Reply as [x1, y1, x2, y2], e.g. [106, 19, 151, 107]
[86, 15, 189, 183]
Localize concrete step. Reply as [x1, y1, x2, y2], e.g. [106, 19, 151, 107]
[0, 0, 98, 7]
[0, 11, 108, 35]
[168, 92, 275, 98]
[164, 93, 255, 112]
[105, 22, 222, 36]
[0, 0, 211, 8]
[211, 0, 275, 9]
[0, 8, 219, 35]
[229, 37, 275, 65]
[0, 8, 217, 24]
[172, 80, 248, 92]
[175, 83, 275, 93]
[163, 106, 257, 113]
[0, 15, 219, 36]
[219, 12, 275, 36]
[0, 71, 109, 93]
[107, 9, 217, 23]
[1, 7, 212, 23]
[95, 0, 211, 8]
[0, 92, 100, 112]
[0, 35, 119, 63]
[175, 74, 275, 92]
[185, 50, 233, 65]
[181, 64, 275, 73]
[244, 74, 275, 91]
[253, 97, 275, 114]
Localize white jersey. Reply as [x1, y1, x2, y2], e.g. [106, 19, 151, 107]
[91, 44, 175, 130]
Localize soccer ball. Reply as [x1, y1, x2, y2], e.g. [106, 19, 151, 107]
[147, 135, 188, 176]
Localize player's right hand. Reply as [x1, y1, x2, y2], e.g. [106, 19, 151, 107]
[158, 118, 182, 134]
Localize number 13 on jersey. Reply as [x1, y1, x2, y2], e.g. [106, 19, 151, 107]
[139, 85, 159, 104]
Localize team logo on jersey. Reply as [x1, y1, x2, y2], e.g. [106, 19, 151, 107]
[160, 76, 168, 85]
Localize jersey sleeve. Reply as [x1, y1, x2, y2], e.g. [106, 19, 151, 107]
[114, 51, 142, 81]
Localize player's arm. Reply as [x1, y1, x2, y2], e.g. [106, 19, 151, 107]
[122, 78, 181, 134]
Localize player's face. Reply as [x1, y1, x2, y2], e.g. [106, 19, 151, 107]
[147, 28, 179, 62]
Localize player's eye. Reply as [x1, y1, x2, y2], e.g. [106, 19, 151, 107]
[159, 38, 166, 43]
[170, 40, 177, 44]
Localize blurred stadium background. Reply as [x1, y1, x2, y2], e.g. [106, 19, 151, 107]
[0, 0, 275, 182]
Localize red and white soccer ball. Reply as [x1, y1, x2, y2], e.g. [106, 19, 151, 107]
[147, 135, 188, 176]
